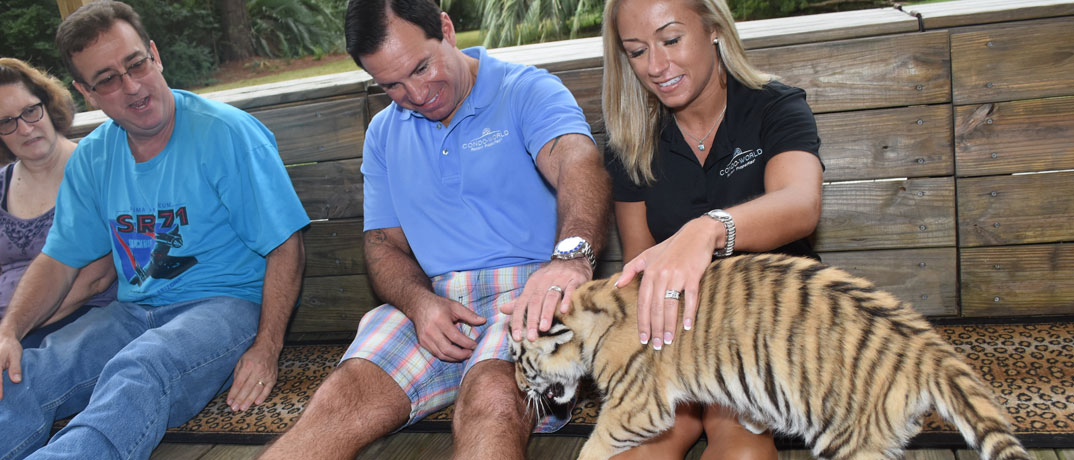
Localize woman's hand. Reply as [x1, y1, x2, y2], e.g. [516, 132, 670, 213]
[616, 216, 723, 350]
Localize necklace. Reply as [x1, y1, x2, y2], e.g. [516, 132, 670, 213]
[676, 104, 727, 152]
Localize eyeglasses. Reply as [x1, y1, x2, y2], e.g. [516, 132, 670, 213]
[0, 103, 45, 136]
[87, 55, 156, 95]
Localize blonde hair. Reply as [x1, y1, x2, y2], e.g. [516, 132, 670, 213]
[0, 58, 77, 163]
[602, 0, 772, 185]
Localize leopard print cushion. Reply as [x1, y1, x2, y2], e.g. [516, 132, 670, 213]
[171, 344, 343, 436]
[919, 322, 1074, 435]
[81, 322, 1069, 443]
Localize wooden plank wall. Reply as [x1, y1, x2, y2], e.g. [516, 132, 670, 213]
[949, 15, 1074, 316]
[561, 6, 1074, 319]
[258, 101, 371, 342]
[64, 1, 1074, 340]
[749, 30, 958, 315]
[248, 94, 373, 341]
[232, 3, 1074, 337]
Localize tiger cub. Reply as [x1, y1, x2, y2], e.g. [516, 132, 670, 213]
[511, 253, 1029, 460]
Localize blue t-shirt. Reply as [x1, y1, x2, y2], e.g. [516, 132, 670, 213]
[362, 47, 594, 277]
[44, 90, 310, 306]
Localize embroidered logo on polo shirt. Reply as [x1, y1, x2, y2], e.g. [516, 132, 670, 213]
[463, 128, 510, 151]
[719, 147, 764, 178]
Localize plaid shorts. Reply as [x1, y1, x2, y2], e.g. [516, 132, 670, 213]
[340, 262, 568, 433]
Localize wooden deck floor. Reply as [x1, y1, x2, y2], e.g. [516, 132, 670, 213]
[148, 434, 1074, 460]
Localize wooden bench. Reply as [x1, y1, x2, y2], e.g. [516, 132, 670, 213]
[65, 0, 1074, 448]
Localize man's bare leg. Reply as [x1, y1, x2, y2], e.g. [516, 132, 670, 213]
[451, 360, 534, 460]
[259, 359, 410, 460]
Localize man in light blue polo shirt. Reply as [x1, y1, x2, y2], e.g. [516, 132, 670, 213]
[259, 0, 611, 459]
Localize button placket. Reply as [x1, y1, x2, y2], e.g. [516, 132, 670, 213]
[438, 121, 461, 183]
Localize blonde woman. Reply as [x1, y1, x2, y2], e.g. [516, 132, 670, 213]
[0, 58, 116, 347]
[601, 0, 823, 458]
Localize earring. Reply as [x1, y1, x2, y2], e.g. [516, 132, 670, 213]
[713, 37, 720, 46]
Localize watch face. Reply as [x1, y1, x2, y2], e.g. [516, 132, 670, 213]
[709, 210, 732, 221]
[556, 236, 584, 253]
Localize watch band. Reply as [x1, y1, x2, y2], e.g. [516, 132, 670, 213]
[704, 209, 736, 257]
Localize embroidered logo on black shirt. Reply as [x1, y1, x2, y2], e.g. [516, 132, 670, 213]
[719, 147, 764, 178]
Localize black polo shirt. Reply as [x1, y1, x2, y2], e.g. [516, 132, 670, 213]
[606, 73, 822, 259]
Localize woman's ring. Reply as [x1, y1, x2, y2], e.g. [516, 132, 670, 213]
[548, 285, 564, 294]
[664, 290, 681, 300]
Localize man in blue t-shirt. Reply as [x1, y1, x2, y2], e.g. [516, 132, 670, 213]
[0, 2, 309, 459]
[260, 1, 611, 459]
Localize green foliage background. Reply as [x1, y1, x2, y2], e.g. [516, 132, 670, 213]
[247, 0, 344, 59]
[0, 0, 345, 96]
[0, 0, 220, 101]
[471, 0, 604, 48]
[1, 0, 894, 97]
[125, 0, 219, 90]
[730, 0, 893, 20]
[458, 0, 893, 50]
[0, 0, 68, 83]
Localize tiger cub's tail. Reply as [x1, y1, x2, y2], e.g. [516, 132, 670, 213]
[930, 350, 1030, 460]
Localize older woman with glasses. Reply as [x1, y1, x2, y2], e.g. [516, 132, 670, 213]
[0, 58, 116, 348]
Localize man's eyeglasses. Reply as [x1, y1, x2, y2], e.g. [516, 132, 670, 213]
[0, 102, 45, 136]
[87, 55, 156, 95]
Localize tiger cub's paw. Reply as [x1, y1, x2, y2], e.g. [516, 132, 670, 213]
[576, 438, 617, 460]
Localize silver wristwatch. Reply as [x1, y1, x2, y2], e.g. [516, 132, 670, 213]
[552, 236, 596, 268]
[704, 209, 736, 257]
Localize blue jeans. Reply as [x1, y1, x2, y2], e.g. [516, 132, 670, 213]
[0, 297, 260, 460]
[19, 304, 99, 349]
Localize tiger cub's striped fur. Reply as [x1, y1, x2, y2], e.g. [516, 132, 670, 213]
[511, 253, 1029, 460]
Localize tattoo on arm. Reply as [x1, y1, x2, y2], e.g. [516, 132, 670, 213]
[364, 229, 389, 266]
[367, 229, 388, 246]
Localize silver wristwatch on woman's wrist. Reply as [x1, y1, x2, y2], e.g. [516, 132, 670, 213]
[704, 209, 736, 257]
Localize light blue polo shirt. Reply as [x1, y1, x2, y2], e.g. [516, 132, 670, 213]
[362, 47, 594, 277]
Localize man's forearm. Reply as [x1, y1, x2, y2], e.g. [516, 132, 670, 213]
[0, 254, 79, 340]
[252, 232, 305, 353]
[46, 254, 116, 326]
[552, 144, 612, 256]
[364, 228, 438, 318]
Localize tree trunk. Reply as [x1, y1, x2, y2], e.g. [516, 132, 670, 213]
[215, 0, 255, 62]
